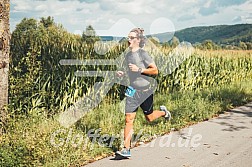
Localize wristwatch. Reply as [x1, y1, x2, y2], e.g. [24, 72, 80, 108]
[138, 68, 142, 74]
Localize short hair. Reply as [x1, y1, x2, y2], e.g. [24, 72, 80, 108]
[130, 28, 144, 38]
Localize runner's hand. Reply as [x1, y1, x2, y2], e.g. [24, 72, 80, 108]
[128, 63, 139, 72]
[116, 71, 124, 77]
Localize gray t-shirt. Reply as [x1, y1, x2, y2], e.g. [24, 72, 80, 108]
[124, 48, 155, 89]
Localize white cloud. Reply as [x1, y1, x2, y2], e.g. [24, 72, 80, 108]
[234, 0, 252, 12]
[95, 18, 136, 36]
[178, 14, 196, 22]
[231, 0, 252, 23]
[115, 0, 156, 15]
[233, 14, 252, 23]
[10, 0, 252, 36]
[34, 5, 47, 12]
[233, 16, 243, 22]
[12, 0, 33, 11]
[204, 0, 212, 8]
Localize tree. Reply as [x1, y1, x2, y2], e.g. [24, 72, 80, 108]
[81, 25, 100, 44]
[170, 36, 180, 48]
[238, 41, 247, 50]
[40, 16, 54, 28]
[246, 42, 252, 50]
[10, 18, 38, 67]
[0, 0, 10, 134]
[202, 40, 214, 50]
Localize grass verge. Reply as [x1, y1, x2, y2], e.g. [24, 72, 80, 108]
[1, 79, 252, 166]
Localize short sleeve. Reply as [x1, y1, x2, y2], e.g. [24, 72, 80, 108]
[141, 50, 155, 67]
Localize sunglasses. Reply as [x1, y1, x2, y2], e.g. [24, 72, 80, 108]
[127, 36, 138, 40]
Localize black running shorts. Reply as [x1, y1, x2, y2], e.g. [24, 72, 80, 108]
[125, 89, 154, 115]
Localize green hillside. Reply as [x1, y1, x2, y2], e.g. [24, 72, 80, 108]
[174, 24, 252, 44]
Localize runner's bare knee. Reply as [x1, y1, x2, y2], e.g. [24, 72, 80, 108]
[125, 114, 135, 124]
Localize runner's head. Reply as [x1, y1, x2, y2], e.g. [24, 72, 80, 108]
[127, 28, 145, 49]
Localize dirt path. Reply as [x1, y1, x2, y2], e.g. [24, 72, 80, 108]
[85, 102, 252, 167]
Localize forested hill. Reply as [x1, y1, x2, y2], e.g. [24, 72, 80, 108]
[174, 24, 252, 44]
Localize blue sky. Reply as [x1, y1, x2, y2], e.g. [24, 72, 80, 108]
[10, 0, 252, 36]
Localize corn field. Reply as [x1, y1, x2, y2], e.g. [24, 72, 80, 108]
[9, 20, 252, 117]
[156, 49, 252, 93]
